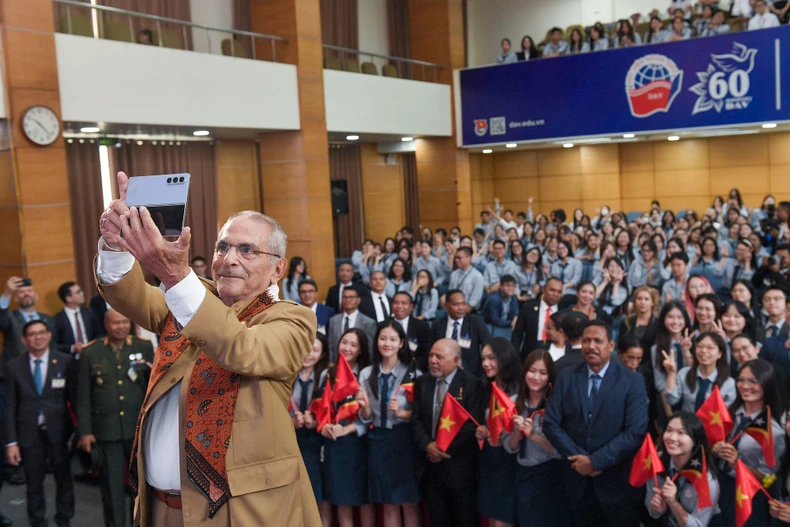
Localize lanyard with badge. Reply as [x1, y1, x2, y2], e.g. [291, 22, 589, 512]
[127, 352, 145, 382]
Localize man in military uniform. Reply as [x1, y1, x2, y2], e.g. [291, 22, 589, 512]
[76, 310, 154, 527]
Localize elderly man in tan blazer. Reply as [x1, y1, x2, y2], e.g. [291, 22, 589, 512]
[96, 172, 321, 527]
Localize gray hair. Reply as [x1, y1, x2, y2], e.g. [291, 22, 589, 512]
[225, 211, 288, 263]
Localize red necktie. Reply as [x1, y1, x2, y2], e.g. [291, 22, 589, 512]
[541, 306, 552, 341]
[75, 312, 84, 344]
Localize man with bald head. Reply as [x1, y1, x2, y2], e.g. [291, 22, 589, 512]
[412, 339, 484, 527]
[77, 309, 155, 527]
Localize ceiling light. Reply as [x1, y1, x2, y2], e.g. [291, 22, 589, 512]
[563, 143, 574, 148]
[505, 143, 517, 148]
[623, 133, 635, 139]
[136, 140, 144, 146]
[401, 137, 414, 142]
[668, 135, 680, 141]
[346, 135, 359, 140]
[482, 149, 492, 154]
[762, 123, 777, 129]
[193, 130, 210, 136]
[80, 126, 100, 133]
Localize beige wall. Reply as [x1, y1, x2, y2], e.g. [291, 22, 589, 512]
[216, 139, 260, 228]
[469, 132, 790, 221]
[359, 144, 405, 243]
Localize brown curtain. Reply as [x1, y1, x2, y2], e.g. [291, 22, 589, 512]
[402, 153, 419, 231]
[111, 141, 218, 261]
[233, 0, 251, 31]
[82, 0, 194, 48]
[387, 0, 412, 78]
[320, 0, 358, 48]
[66, 140, 104, 297]
[329, 144, 363, 258]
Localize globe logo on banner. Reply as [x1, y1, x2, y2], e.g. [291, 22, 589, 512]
[625, 54, 684, 118]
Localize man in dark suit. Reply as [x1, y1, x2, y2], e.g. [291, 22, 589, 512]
[391, 292, 431, 371]
[543, 320, 648, 527]
[412, 339, 484, 527]
[0, 277, 53, 379]
[53, 282, 100, 357]
[511, 277, 563, 359]
[297, 279, 335, 334]
[325, 262, 358, 313]
[327, 285, 377, 362]
[757, 286, 788, 343]
[430, 290, 490, 377]
[4, 320, 75, 527]
[359, 271, 392, 323]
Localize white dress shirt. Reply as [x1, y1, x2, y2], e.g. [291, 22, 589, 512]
[445, 316, 465, 344]
[748, 12, 781, 29]
[396, 316, 409, 335]
[548, 342, 566, 362]
[536, 300, 557, 341]
[343, 309, 360, 330]
[64, 306, 87, 348]
[96, 241, 279, 491]
[371, 291, 390, 322]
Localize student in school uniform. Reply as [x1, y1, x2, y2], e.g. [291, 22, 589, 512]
[294, 334, 333, 526]
[321, 328, 374, 527]
[550, 240, 583, 308]
[358, 321, 421, 527]
[502, 349, 572, 527]
[651, 301, 695, 421]
[410, 270, 439, 321]
[386, 258, 413, 298]
[662, 252, 690, 305]
[474, 338, 522, 527]
[713, 359, 786, 527]
[645, 412, 720, 526]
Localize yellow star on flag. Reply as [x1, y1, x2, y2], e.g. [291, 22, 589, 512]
[642, 455, 652, 471]
[491, 400, 504, 419]
[709, 411, 723, 428]
[439, 414, 456, 433]
[735, 484, 749, 509]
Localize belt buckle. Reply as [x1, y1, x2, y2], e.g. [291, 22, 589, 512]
[164, 492, 180, 508]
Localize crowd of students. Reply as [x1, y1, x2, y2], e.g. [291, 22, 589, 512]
[286, 189, 790, 527]
[494, 0, 786, 64]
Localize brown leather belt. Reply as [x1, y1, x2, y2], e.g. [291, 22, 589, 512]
[153, 489, 182, 509]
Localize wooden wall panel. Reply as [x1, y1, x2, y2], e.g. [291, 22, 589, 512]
[653, 140, 709, 170]
[710, 166, 769, 196]
[537, 149, 582, 176]
[709, 135, 769, 168]
[360, 144, 405, 243]
[217, 140, 260, 227]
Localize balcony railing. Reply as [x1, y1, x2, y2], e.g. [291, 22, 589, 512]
[322, 43, 446, 83]
[53, 0, 288, 62]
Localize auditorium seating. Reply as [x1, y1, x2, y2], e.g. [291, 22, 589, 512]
[153, 28, 183, 49]
[382, 64, 400, 78]
[103, 20, 134, 42]
[344, 57, 360, 73]
[361, 62, 378, 75]
[59, 11, 93, 37]
[324, 55, 343, 70]
[221, 38, 250, 58]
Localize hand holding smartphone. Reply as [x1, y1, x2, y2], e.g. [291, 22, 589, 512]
[125, 174, 191, 237]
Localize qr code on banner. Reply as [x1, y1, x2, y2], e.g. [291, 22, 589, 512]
[490, 117, 506, 135]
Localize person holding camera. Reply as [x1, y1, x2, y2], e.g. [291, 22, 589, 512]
[752, 244, 790, 298]
[0, 278, 53, 379]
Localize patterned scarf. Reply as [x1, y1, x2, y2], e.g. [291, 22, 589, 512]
[129, 290, 276, 518]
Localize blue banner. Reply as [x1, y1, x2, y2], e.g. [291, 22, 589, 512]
[459, 27, 790, 146]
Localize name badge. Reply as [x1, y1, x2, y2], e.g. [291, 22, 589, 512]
[51, 378, 66, 389]
[127, 367, 138, 383]
[458, 338, 472, 349]
[409, 340, 418, 352]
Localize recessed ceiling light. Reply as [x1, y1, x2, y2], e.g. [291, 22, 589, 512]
[80, 126, 100, 133]
[136, 140, 144, 146]
[623, 133, 635, 139]
[505, 143, 517, 148]
[193, 130, 210, 136]
[482, 149, 492, 154]
[346, 135, 359, 140]
[563, 143, 574, 148]
[401, 137, 413, 142]
[668, 135, 680, 141]
[762, 123, 777, 129]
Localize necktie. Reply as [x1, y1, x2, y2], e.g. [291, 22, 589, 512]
[415, 292, 424, 316]
[451, 320, 460, 340]
[433, 379, 447, 437]
[380, 373, 392, 427]
[541, 307, 552, 341]
[674, 342, 684, 371]
[767, 325, 777, 338]
[379, 295, 389, 320]
[502, 297, 511, 320]
[695, 378, 712, 411]
[731, 414, 752, 443]
[344, 315, 350, 332]
[394, 283, 400, 293]
[34, 359, 43, 395]
[589, 374, 601, 410]
[297, 378, 310, 412]
[74, 311, 85, 344]
[733, 264, 741, 283]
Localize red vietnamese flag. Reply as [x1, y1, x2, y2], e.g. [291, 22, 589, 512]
[400, 361, 418, 403]
[695, 385, 734, 445]
[679, 446, 712, 509]
[436, 392, 475, 452]
[735, 460, 764, 527]
[332, 353, 359, 403]
[629, 434, 664, 487]
[744, 407, 776, 467]
[487, 382, 516, 446]
[309, 380, 334, 432]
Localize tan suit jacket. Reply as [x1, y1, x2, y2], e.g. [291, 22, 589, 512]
[97, 262, 321, 526]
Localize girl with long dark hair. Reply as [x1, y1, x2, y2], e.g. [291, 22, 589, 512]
[410, 269, 439, 321]
[474, 338, 523, 526]
[650, 302, 694, 410]
[503, 349, 572, 526]
[517, 247, 546, 302]
[385, 257, 412, 297]
[284, 256, 310, 302]
[358, 321, 420, 527]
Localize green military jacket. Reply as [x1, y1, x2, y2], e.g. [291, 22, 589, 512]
[76, 335, 155, 442]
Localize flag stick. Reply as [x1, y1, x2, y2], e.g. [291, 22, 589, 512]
[729, 430, 744, 444]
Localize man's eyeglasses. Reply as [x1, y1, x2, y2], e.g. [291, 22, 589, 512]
[342, 295, 360, 300]
[214, 241, 281, 259]
[299, 289, 317, 295]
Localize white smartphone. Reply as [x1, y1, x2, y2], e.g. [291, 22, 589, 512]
[126, 173, 191, 237]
